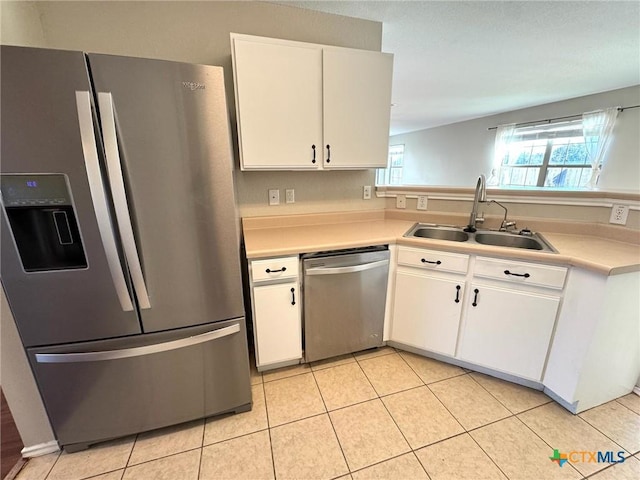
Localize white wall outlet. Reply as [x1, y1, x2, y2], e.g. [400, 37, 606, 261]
[268, 189, 280, 206]
[396, 194, 406, 209]
[417, 195, 428, 210]
[363, 185, 372, 200]
[609, 204, 629, 225]
[285, 189, 295, 204]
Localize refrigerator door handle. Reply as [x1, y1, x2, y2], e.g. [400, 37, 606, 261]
[35, 323, 240, 363]
[97, 92, 151, 309]
[75, 91, 134, 312]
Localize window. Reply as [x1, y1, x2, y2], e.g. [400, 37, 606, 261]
[495, 120, 597, 188]
[376, 144, 404, 185]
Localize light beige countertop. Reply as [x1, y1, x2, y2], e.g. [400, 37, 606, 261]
[243, 211, 640, 276]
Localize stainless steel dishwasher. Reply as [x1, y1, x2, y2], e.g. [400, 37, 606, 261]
[302, 246, 390, 362]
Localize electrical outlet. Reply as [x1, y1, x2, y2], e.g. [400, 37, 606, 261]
[609, 204, 629, 225]
[363, 185, 372, 200]
[396, 194, 406, 209]
[268, 189, 279, 206]
[417, 195, 428, 210]
[285, 189, 295, 204]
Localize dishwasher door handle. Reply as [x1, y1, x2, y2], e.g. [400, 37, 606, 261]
[305, 259, 389, 276]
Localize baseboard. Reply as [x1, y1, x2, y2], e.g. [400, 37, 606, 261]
[633, 386, 640, 396]
[21, 440, 59, 458]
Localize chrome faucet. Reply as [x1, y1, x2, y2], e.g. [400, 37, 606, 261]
[465, 174, 487, 232]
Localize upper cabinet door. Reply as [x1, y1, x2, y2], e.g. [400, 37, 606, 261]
[233, 39, 322, 170]
[322, 48, 393, 169]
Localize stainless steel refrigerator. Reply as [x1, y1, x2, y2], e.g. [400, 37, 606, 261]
[0, 46, 251, 452]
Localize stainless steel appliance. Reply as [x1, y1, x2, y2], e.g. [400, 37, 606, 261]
[302, 246, 390, 362]
[0, 46, 251, 452]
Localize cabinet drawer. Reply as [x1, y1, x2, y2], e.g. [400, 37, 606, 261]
[251, 256, 299, 282]
[474, 257, 567, 289]
[397, 247, 469, 274]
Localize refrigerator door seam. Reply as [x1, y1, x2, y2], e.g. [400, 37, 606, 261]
[75, 91, 134, 311]
[34, 323, 240, 363]
[97, 92, 151, 309]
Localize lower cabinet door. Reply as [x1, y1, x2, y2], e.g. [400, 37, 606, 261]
[253, 282, 302, 367]
[458, 283, 560, 381]
[391, 271, 465, 356]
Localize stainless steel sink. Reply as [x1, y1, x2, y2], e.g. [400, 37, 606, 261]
[409, 226, 469, 242]
[404, 223, 557, 253]
[475, 232, 549, 251]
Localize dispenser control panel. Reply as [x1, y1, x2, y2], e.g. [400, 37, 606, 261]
[1, 174, 71, 206]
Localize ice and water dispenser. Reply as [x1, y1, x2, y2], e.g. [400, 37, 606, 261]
[1, 174, 87, 272]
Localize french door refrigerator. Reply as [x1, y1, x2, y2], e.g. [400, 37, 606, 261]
[0, 46, 251, 452]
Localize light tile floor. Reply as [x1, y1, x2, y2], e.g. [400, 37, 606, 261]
[14, 347, 640, 480]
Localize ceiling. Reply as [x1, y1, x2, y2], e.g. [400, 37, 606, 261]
[278, 1, 640, 135]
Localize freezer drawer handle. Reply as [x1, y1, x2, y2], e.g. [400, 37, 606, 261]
[305, 259, 388, 276]
[34, 324, 240, 364]
[75, 91, 134, 312]
[97, 92, 151, 309]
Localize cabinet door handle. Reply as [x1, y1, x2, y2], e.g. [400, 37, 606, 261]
[291, 287, 296, 306]
[325, 144, 331, 163]
[472, 288, 479, 307]
[504, 270, 530, 278]
[455, 285, 461, 303]
[266, 267, 287, 273]
[311, 144, 316, 164]
[421, 259, 442, 265]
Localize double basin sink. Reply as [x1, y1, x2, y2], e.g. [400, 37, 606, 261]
[404, 223, 557, 253]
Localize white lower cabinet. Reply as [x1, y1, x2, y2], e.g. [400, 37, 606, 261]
[249, 255, 302, 370]
[391, 271, 464, 356]
[458, 282, 560, 381]
[390, 247, 468, 356]
[252, 282, 301, 367]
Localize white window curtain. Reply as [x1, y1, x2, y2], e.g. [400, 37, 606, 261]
[583, 107, 619, 187]
[487, 123, 517, 186]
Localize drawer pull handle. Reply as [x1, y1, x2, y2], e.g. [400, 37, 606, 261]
[504, 270, 530, 278]
[472, 288, 479, 307]
[311, 144, 316, 164]
[266, 267, 287, 274]
[291, 287, 296, 306]
[455, 285, 461, 303]
[421, 259, 442, 265]
[326, 144, 331, 163]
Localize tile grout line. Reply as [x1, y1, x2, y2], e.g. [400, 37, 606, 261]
[576, 411, 635, 458]
[512, 414, 584, 478]
[260, 375, 277, 480]
[614, 396, 640, 417]
[196, 416, 205, 480]
[309, 367, 351, 477]
[40, 450, 61, 480]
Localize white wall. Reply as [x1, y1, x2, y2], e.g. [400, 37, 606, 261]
[391, 86, 640, 192]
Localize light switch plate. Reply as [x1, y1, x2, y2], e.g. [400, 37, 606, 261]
[417, 195, 428, 210]
[268, 189, 280, 206]
[609, 204, 629, 225]
[396, 194, 406, 209]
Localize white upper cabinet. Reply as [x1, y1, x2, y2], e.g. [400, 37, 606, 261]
[322, 48, 393, 169]
[231, 34, 393, 170]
